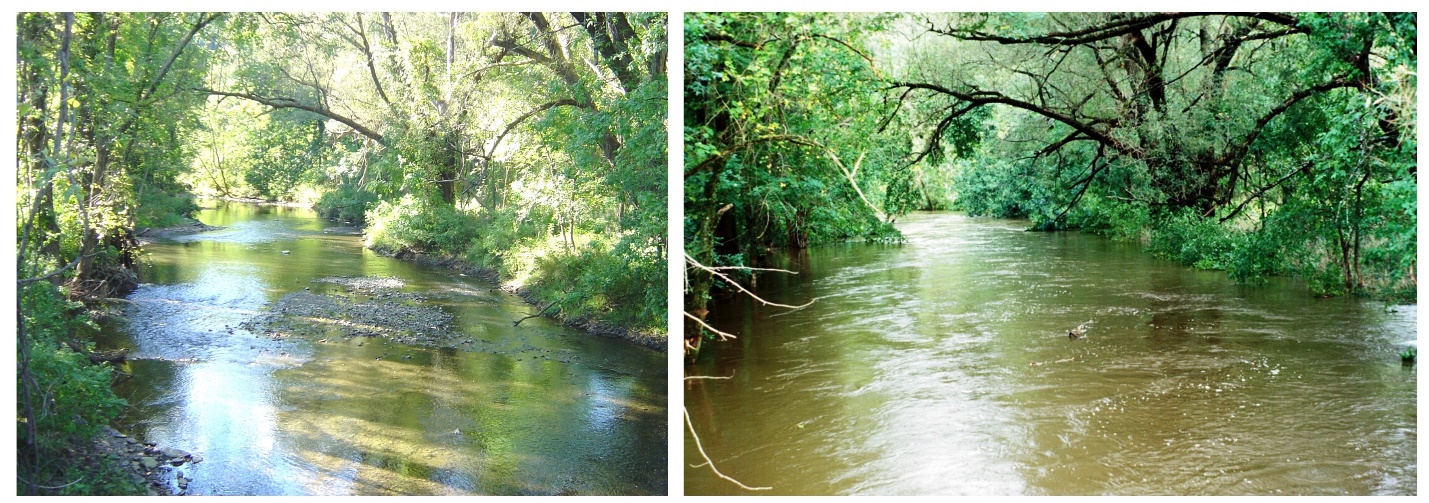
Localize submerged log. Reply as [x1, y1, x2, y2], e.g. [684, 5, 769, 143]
[89, 348, 129, 364]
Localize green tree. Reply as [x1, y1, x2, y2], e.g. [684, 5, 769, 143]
[895, 12, 1414, 297]
[684, 13, 937, 354]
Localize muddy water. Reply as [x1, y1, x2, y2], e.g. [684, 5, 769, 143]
[98, 201, 665, 495]
[685, 212, 1415, 495]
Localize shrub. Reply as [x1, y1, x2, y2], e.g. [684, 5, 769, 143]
[365, 196, 479, 256]
[134, 190, 200, 228]
[1146, 210, 1235, 270]
[314, 185, 379, 223]
[16, 282, 133, 495]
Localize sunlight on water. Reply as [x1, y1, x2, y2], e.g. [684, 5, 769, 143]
[686, 212, 1415, 496]
[102, 202, 666, 495]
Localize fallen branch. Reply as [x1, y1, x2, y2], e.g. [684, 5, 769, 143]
[685, 407, 772, 491]
[513, 297, 562, 326]
[829, 150, 888, 222]
[685, 254, 814, 310]
[14, 474, 85, 491]
[684, 312, 738, 341]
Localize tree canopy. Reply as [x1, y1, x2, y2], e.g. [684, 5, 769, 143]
[684, 12, 1416, 354]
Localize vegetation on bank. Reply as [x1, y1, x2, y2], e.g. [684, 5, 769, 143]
[17, 11, 666, 495]
[16, 282, 138, 494]
[684, 12, 1416, 354]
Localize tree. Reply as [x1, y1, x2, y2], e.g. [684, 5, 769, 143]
[893, 12, 1413, 296]
[684, 12, 919, 352]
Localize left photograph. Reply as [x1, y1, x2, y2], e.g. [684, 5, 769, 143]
[15, 12, 668, 495]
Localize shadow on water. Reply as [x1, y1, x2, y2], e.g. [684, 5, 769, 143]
[100, 201, 666, 495]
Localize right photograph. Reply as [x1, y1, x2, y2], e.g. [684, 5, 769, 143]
[682, 12, 1417, 496]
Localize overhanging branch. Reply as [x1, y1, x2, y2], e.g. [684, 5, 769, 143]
[194, 87, 385, 143]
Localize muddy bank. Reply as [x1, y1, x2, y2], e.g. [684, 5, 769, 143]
[378, 248, 666, 352]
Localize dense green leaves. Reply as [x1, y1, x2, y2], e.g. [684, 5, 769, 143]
[685, 13, 914, 326]
[922, 12, 1416, 299]
[200, 12, 672, 335]
[686, 12, 1415, 358]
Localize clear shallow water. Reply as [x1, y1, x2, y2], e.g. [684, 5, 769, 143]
[685, 212, 1415, 495]
[99, 201, 666, 495]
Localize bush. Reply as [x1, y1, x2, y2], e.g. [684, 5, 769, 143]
[314, 185, 379, 223]
[16, 282, 134, 495]
[365, 195, 479, 256]
[134, 190, 200, 228]
[1146, 210, 1235, 270]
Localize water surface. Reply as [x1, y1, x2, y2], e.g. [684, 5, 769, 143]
[100, 201, 666, 495]
[685, 212, 1415, 495]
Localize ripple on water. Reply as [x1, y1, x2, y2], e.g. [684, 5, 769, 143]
[688, 212, 1415, 496]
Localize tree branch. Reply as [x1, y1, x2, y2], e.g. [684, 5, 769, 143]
[686, 253, 814, 310]
[1218, 160, 1314, 223]
[684, 408, 772, 491]
[891, 81, 1139, 160]
[139, 12, 221, 102]
[194, 88, 385, 143]
[485, 98, 580, 159]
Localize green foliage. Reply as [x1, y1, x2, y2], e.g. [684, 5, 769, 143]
[686, 12, 916, 314]
[243, 112, 329, 201]
[314, 184, 379, 223]
[17, 283, 134, 495]
[931, 13, 1414, 301]
[365, 195, 480, 255]
[134, 190, 201, 228]
[1144, 210, 1235, 271]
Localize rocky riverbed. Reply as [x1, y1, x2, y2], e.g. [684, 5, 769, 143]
[239, 276, 463, 348]
[236, 276, 587, 363]
[135, 219, 224, 244]
[92, 426, 201, 495]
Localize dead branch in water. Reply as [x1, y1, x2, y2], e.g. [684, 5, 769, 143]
[684, 407, 771, 491]
[685, 254, 814, 310]
[513, 297, 562, 326]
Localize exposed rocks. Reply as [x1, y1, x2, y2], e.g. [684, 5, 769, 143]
[240, 278, 464, 349]
[322, 226, 364, 235]
[312, 275, 406, 291]
[93, 426, 200, 495]
[136, 219, 224, 244]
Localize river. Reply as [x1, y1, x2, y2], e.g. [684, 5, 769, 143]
[684, 212, 1415, 495]
[96, 201, 666, 495]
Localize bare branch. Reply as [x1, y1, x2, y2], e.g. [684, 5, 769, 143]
[194, 88, 385, 143]
[685, 408, 773, 491]
[685, 312, 738, 341]
[687, 254, 815, 310]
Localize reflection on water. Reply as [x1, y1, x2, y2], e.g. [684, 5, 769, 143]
[101, 202, 666, 495]
[685, 212, 1414, 495]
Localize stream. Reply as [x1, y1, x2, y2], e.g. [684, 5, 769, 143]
[97, 201, 667, 495]
[685, 212, 1415, 495]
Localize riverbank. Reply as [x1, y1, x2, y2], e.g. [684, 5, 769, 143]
[135, 218, 223, 245]
[377, 246, 667, 352]
[91, 426, 200, 495]
[135, 202, 665, 351]
[196, 195, 314, 208]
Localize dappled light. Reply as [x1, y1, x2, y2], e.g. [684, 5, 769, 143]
[16, 10, 666, 495]
[99, 203, 666, 495]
